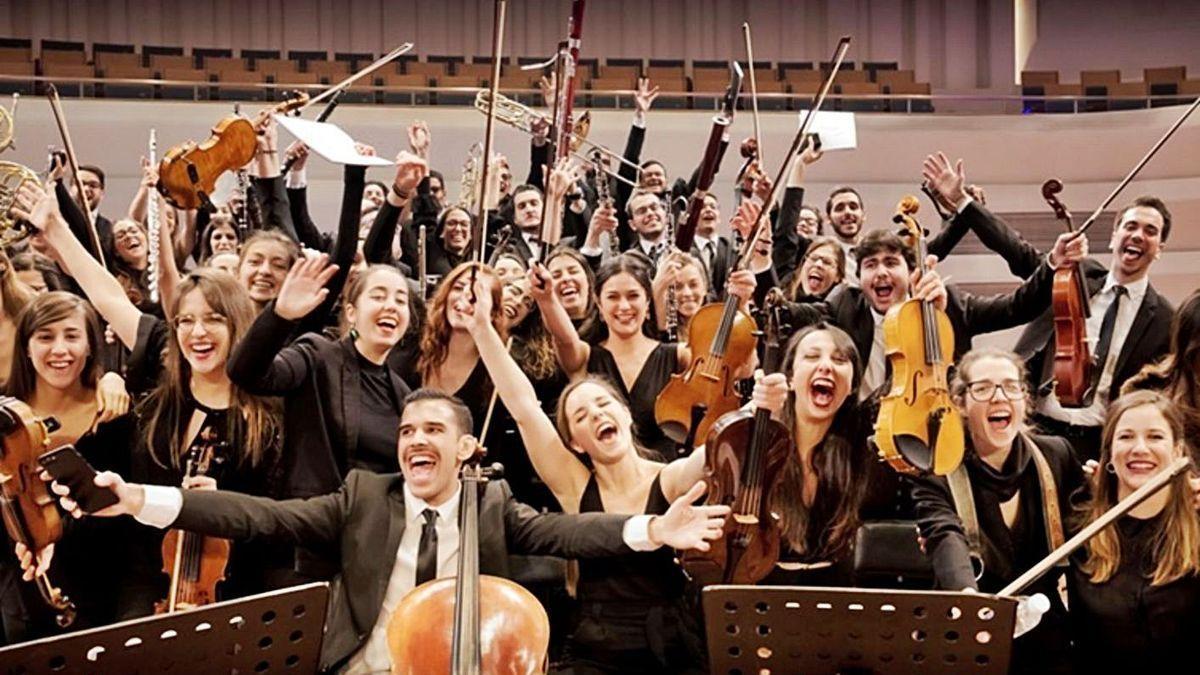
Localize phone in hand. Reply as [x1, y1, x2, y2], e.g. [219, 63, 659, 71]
[38, 445, 119, 513]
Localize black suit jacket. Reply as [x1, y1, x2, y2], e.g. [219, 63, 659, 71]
[171, 470, 634, 672]
[786, 259, 1057, 364]
[692, 235, 732, 301]
[957, 201, 1174, 399]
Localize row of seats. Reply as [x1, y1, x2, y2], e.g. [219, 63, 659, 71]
[0, 38, 934, 111]
[1020, 67, 1200, 111]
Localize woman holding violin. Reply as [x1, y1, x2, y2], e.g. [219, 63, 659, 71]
[460, 274, 714, 673]
[909, 348, 1084, 674]
[2, 292, 135, 636]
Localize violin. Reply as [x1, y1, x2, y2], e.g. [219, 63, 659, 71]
[155, 431, 230, 613]
[681, 288, 792, 586]
[874, 196, 965, 476]
[387, 460, 550, 674]
[0, 396, 76, 627]
[1042, 179, 1093, 407]
[157, 93, 309, 211]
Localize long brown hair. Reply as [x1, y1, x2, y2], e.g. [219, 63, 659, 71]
[417, 262, 506, 384]
[771, 323, 867, 560]
[1078, 390, 1200, 585]
[0, 250, 36, 320]
[6, 292, 104, 399]
[787, 237, 846, 301]
[140, 270, 280, 470]
[553, 375, 656, 461]
[1124, 290, 1200, 432]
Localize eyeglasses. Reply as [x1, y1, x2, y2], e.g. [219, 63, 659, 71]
[965, 379, 1025, 402]
[804, 253, 838, 269]
[174, 313, 229, 332]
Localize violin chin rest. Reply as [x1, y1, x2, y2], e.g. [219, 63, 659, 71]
[893, 434, 932, 473]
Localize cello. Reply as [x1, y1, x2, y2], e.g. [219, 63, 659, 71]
[681, 288, 793, 586]
[155, 431, 230, 613]
[386, 460, 550, 674]
[873, 196, 965, 476]
[1041, 179, 1093, 407]
[0, 396, 75, 626]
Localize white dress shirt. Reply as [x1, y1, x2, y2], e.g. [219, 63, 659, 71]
[522, 232, 542, 262]
[1038, 272, 1148, 427]
[693, 234, 717, 274]
[859, 308, 887, 400]
[135, 481, 661, 674]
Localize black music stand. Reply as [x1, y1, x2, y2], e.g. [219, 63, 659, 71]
[0, 582, 328, 674]
[703, 585, 1017, 675]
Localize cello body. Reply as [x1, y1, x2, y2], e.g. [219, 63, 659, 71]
[655, 299, 757, 447]
[386, 575, 549, 675]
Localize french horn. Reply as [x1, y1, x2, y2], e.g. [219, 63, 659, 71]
[0, 95, 39, 245]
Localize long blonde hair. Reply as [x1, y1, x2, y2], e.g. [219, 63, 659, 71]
[140, 270, 281, 470]
[1078, 391, 1200, 585]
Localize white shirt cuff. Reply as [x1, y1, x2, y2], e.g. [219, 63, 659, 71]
[135, 485, 184, 529]
[578, 242, 604, 257]
[285, 168, 307, 190]
[622, 515, 659, 551]
[954, 194, 974, 214]
[632, 114, 646, 129]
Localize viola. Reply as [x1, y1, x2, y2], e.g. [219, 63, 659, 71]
[0, 396, 75, 627]
[874, 196, 965, 476]
[1041, 179, 1093, 407]
[682, 289, 792, 586]
[387, 461, 549, 674]
[155, 431, 230, 613]
[157, 93, 309, 211]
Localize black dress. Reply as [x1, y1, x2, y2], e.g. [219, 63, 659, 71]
[558, 473, 704, 674]
[585, 343, 678, 460]
[1069, 513, 1200, 671]
[909, 434, 1084, 674]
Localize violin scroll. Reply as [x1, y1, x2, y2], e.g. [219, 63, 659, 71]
[1041, 178, 1073, 226]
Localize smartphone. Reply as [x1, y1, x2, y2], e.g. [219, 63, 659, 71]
[38, 445, 119, 513]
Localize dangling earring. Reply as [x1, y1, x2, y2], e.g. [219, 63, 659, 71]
[1105, 461, 1117, 474]
[349, 327, 360, 340]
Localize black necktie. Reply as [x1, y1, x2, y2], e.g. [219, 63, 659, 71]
[1088, 285, 1128, 404]
[415, 508, 438, 586]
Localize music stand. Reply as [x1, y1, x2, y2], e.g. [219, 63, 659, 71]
[703, 585, 1016, 675]
[0, 582, 329, 674]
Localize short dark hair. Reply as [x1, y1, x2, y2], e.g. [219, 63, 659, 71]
[428, 170, 445, 186]
[825, 186, 862, 217]
[78, 165, 106, 189]
[403, 388, 474, 437]
[640, 159, 665, 171]
[853, 228, 916, 277]
[365, 180, 388, 194]
[511, 183, 543, 202]
[1117, 196, 1172, 242]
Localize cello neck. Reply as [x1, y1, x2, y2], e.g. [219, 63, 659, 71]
[451, 467, 483, 675]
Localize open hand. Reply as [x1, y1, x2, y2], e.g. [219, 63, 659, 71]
[407, 120, 431, 160]
[922, 152, 967, 211]
[393, 150, 429, 198]
[648, 481, 730, 551]
[10, 179, 66, 239]
[273, 254, 339, 321]
[634, 77, 660, 116]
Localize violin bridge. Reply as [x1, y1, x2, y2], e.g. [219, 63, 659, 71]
[733, 513, 760, 526]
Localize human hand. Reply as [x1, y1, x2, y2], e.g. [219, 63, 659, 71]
[407, 120, 431, 160]
[921, 152, 967, 211]
[633, 77, 660, 117]
[94, 372, 131, 425]
[284, 141, 309, 173]
[910, 255, 948, 311]
[1049, 231, 1088, 269]
[393, 150, 429, 198]
[751, 371, 789, 416]
[273, 254, 339, 321]
[647, 481, 730, 551]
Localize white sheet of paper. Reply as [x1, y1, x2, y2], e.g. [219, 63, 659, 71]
[796, 109, 857, 151]
[273, 114, 393, 166]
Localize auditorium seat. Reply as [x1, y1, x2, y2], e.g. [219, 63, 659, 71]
[98, 60, 154, 99]
[204, 56, 247, 73]
[1041, 83, 1082, 113]
[750, 78, 789, 110]
[1020, 70, 1059, 86]
[876, 69, 915, 88]
[96, 51, 144, 72]
[0, 46, 32, 63]
[1144, 66, 1186, 106]
[40, 48, 87, 65]
[456, 62, 494, 80]
[1107, 81, 1149, 110]
[150, 53, 196, 71]
[646, 65, 685, 82]
[835, 69, 870, 84]
[598, 64, 640, 82]
[380, 71, 429, 105]
[406, 61, 448, 79]
[863, 61, 899, 81]
[306, 59, 350, 83]
[435, 75, 481, 105]
[159, 67, 209, 100]
[885, 80, 933, 112]
[257, 58, 300, 79]
[1080, 70, 1121, 88]
[41, 62, 95, 96]
[653, 76, 688, 109]
[586, 76, 633, 107]
[837, 81, 884, 112]
[213, 68, 267, 102]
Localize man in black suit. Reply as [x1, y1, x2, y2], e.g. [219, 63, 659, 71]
[923, 152, 1175, 459]
[30, 390, 727, 673]
[786, 227, 1084, 401]
[690, 193, 733, 299]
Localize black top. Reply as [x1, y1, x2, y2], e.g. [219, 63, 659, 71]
[1069, 513, 1200, 671]
[353, 352, 403, 475]
[586, 343, 679, 459]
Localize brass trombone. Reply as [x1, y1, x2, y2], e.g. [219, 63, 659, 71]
[474, 90, 641, 189]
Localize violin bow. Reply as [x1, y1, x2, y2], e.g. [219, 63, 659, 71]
[1075, 95, 1199, 237]
[476, 0, 508, 267]
[45, 85, 106, 267]
[300, 43, 414, 112]
[1000, 455, 1191, 597]
[736, 36, 852, 267]
[742, 23, 764, 167]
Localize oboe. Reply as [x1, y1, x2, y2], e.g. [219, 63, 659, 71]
[147, 129, 161, 303]
[663, 196, 686, 341]
[417, 224, 428, 300]
[591, 149, 618, 258]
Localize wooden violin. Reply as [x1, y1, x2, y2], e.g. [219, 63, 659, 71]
[387, 461, 549, 674]
[682, 288, 792, 586]
[1042, 179, 1093, 407]
[874, 196, 964, 476]
[155, 431, 230, 613]
[157, 93, 308, 211]
[0, 396, 76, 627]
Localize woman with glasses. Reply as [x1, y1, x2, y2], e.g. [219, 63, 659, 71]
[909, 347, 1084, 674]
[785, 237, 846, 301]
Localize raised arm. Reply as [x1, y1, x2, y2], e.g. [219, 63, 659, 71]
[364, 151, 427, 266]
[14, 180, 141, 347]
[529, 263, 589, 376]
[155, 197, 182, 319]
[463, 276, 591, 506]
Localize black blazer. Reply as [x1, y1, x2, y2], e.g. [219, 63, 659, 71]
[956, 201, 1175, 398]
[691, 235, 732, 300]
[785, 259, 1057, 364]
[226, 307, 410, 499]
[170, 470, 635, 672]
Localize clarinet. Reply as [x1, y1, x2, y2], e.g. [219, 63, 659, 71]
[417, 224, 428, 300]
[591, 150, 618, 258]
[663, 196, 686, 341]
[147, 129, 161, 303]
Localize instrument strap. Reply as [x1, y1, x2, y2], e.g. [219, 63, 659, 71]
[948, 432, 1067, 571]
